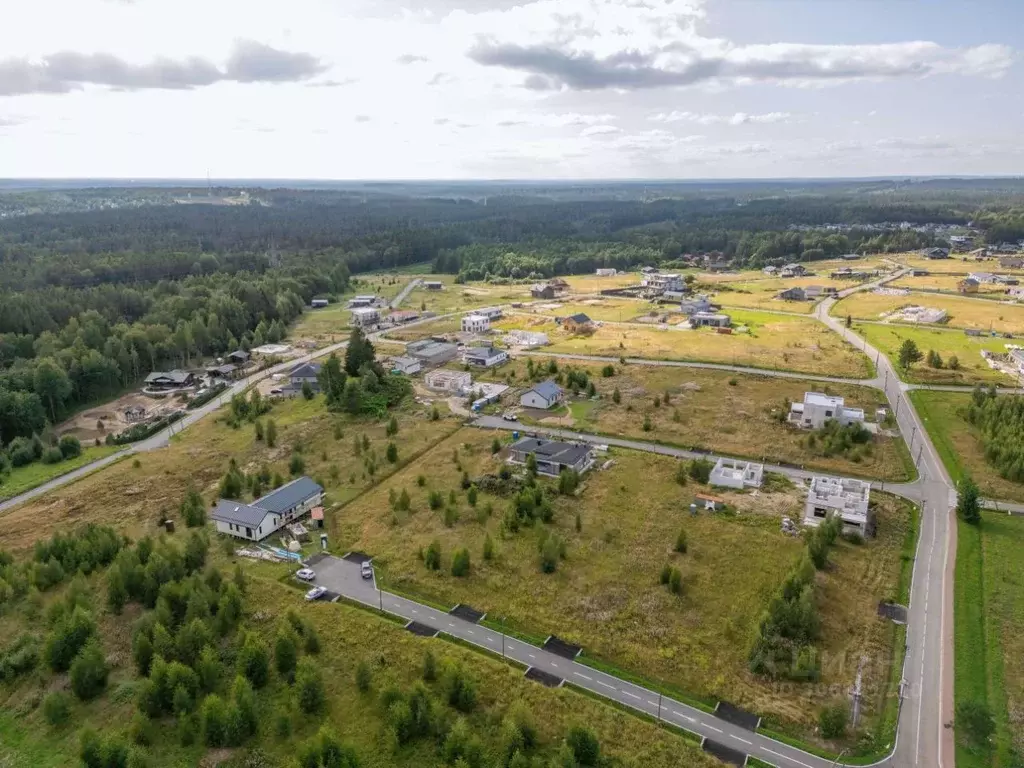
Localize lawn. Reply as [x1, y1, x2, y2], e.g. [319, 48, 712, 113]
[890, 253, 1024, 277]
[494, 311, 874, 379]
[328, 426, 915, 747]
[0, 550, 719, 768]
[289, 272, 414, 344]
[0, 445, 121, 502]
[521, 297, 677, 324]
[405, 276, 529, 316]
[0, 393, 461, 555]
[953, 513, 1024, 768]
[908, 390, 1024, 503]
[834, 290, 1024, 334]
[563, 272, 643, 293]
[485, 358, 912, 481]
[854, 323, 1013, 386]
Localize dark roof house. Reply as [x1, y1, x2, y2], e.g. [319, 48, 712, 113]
[211, 476, 324, 541]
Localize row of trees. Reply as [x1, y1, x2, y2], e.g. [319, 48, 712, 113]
[964, 387, 1024, 482]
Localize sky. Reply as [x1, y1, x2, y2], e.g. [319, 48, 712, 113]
[1, 0, 1022, 180]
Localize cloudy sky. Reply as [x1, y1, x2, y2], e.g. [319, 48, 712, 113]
[1, 0, 1022, 179]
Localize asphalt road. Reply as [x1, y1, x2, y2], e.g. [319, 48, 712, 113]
[308, 555, 835, 768]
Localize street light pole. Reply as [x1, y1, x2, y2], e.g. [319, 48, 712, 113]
[831, 747, 851, 768]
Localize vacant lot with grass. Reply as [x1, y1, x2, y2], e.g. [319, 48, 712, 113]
[954, 512, 1024, 768]
[834, 290, 1024, 334]
[563, 272, 644, 293]
[855, 323, 1012, 385]
[493, 311, 873, 378]
[523, 297, 676, 324]
[891, 253, 1024, 277]
[486, 358, 910, 480]
[891, 274, 1009, 296]
[710, 277, 855, 314]
[0, 444, 121, 502]
[330, 427, 914, 745]
[909, 390, 1024, 502]
[0, 394, 460, 554]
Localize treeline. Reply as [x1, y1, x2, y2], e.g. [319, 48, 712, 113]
[972, 209, 1024, 244]
[965, 387, 1024, 482]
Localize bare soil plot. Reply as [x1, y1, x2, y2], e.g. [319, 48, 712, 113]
[57, 391, 183, 444]
[330, 427, 914, 742]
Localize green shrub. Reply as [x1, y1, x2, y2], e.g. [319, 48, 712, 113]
[818, 702, 849, 739]
[451, 547, 471, 577]
[356, 660, 372, 693]
[296, 658, 325, 714]
[70, 641, 108, 700]
[43, 690, 72, 727]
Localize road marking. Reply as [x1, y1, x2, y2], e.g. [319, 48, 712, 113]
[671, 711, 696, 723]
[528, 654, 536, 659]
[762, 748, 814, 768]
[703, 725, 722, 734]
[467, 630, 474, 635]
[729, 735, 752, 745]
[486, 637, 494, 643]
[574, 672, 592, 681]
[597, 680, 616, 690]
[647, 700, 658, 707]
[622, 691, 641, 700]
[550, 662, 557, 668]
[448, 622, 455, 627]
[411, 609, 417, 614]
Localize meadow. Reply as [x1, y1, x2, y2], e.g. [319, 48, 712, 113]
[854, 323, 1013, 386]
[890, 274, 1008, 296]
[328, 426, 915, 745]
[482, 358, 911, 481]
[492, 311, 874, 379]
[0, 445, 121, 502]
[908, 390, 1024, 503]
[834, 290, 1024, 334]
[711, 276, 854, 314]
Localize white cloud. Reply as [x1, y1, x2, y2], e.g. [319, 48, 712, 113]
[650, 111, 792, 125]
[580, 124, 620, 137]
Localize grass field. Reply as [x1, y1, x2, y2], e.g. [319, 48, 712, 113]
[712, 277, 853, 314]
[486, 358, 911, 481]
[493, 310, 874, 379]
[953, 513, 1024, 768]
[289, 273, 413, 343]
[0, 553, 720, 768]
[891, 253, 1024, 277]
[854, 323, 1013, 385]
[522, 297, 676, 324]
[328, 426, 914, 746]
[406, 276, 530, 316]
[0, 394, 461, 555]
[891, 274, 1009, 296]
[908, 390, 1024, 503]
[834, 290, 1024, 334]
[0, 445, 121, 502]
[563, 272, 644, 292]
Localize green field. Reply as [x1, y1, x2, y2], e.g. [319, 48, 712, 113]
[855, 322, 1012, 385]
[834, 290, 1024, 334]
[328, 426, 914, 749]
[953, 513, 1024, 768]
[0, 445, 121, 502]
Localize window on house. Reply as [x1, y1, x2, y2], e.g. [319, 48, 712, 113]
[813, 508, 828, 518]
[825, 410, 833, 417]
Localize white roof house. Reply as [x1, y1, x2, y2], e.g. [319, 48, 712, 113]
[461, 314, 491, 333]
[424, 369, 472, 393]
[803, 476, 871, 534]
[709, 458, 764, 490]
[789, 392, 864, 429]
[390, 357, 422, 375]
[596, 268, 618, 276]
[506, 330, 549, 348]
[474, 307, 504, 320]
[350, 307, 380, 326]
[463, 346, 508, 368]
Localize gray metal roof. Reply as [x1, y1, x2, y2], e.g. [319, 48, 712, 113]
[144, 370, 193, 384]
[211, 499, 270, 527]
[289, 362, 322, 378]
[510, 437, 591, 466]
[465, 346, 502, 359]
[528, 379, 562, 400]
[252, 476, 323, 514]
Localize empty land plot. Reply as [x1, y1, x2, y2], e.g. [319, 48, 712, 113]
[495, 311, 873, 378]
[891, 253, 1024, 277]
[891, 274, 1009, 296]
[521, 298, 673, 323]
[489, 359, 909, 480]
[383, 315, 463, 341]
[954, 512, 1024, 768]
[289, 274, 411, 342]
[909, 390, 1024, 502]
[712, 277, 853, 314]
[854, 323, 1012, 386]
[0, 394, 460, 554]
[834, 291, 1024, 334]
[563, 272, 644, 292]
[0, 444, 121, 502]
[330, 427, 913, 743]
[407, 277, 530, 315]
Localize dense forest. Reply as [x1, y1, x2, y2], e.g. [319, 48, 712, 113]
[1, 182, 1022, 456]
[964, 387, 1024, 482]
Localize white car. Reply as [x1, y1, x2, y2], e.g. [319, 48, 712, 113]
[269, 388, 283, 395]
[304, 586, 327, 601]
[502, 411, 517, 422]
[295, 568, 316, 581]
[360, 562, 373, 580]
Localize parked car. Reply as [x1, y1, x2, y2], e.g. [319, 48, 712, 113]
[502, 411, 517, 422]
[360, 562, 373, 580]
[305, 586, 327, 601]
[270, 388, 283, 394]
[295, 568, 316, 581]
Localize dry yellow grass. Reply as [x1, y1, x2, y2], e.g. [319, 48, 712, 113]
[712, 277, 852, 314]
[493, 312, 873, 378]
[520, 298, 674, 323]
[833, 290, 1024, 334]
[329, 427, 912, 739]
[890, 253, 1024, 276]
[891, 274, 1009, 295]
[487, 358, 909, 480]
[563, 272, 644, 292]
[0, 395, 461, 554]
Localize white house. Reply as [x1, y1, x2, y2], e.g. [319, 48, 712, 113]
[464, 346, 508, 368]
[424, 369, 472, 393]
[506, 330, 549, 348]
[789, 392, 865, 429]
[690, 312, 731, 328]
[475, 307, 504, 321]
[595, 268, 618, 276]
[679, 295, 713, 315]
[461, 314, 491, 333]
[640, 272, 684, 292]
[310, 298, 329, 308]
[709, 458, 764, 490]
[520, 380, 563, 409]
[211, 476, 324, 542]
[350, 307, 380, 327]
[803, 476, 871, 534]
[780, 264, 806, 278]
[390, 357, 423, 375]
[348, 295, 378, 308]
